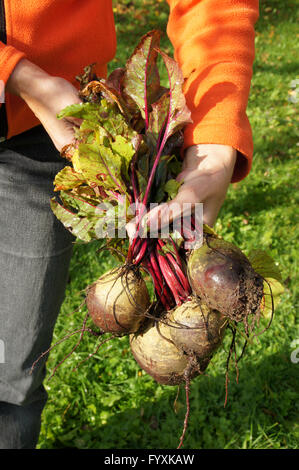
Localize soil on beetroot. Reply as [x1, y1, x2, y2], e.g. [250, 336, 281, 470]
[188, 235, 264, 330]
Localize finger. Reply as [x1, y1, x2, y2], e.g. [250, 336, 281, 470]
[145, 203, 175, 235]
[66, 116, 83, 128]
[202, 198, 223, 227]
[145, 200, 195, 238]
[145, 180, 204, 232]
[125, 211, 149, 241]
[125, 219, 137, 242]
[50, 119, 79, 152]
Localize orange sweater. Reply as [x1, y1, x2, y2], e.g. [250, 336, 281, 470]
[0, 0, 259, 182]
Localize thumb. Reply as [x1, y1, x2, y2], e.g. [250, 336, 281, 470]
[65, 115, 83, 128]
[145, 200, 183, 236]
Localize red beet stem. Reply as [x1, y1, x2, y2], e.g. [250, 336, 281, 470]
[168, 236, 184, 270]
[149, 248, 172, 302]
[165, 252, 191, 296]
[156, 246, 184, 306]
[156, 239, 191, 297]
[144, 258, 170, 310]
[134, 238, 148, 264]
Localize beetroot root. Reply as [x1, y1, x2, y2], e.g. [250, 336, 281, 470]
[188, 236, 264, 323]
[86, 267, 150, 334]
[130, 320, 209, 385]
[168, 298, 227, 358]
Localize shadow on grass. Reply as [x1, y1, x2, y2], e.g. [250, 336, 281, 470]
[255, 0, 295, 33]
[254, 61, 299, 76]
[225, 176, 297, 217]
[43, 343, 298, 449]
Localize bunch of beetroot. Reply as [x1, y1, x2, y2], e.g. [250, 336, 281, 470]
[48, 31, 284, 448]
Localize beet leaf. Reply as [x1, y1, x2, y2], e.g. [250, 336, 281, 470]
[122, 30, 162, 127]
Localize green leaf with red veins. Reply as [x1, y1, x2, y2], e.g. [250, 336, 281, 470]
[54, 166, 85, 192]
[159, 51, 193, 142]
[78, 138, 133, 199]
[110, 135, 135, 180]
[77, 142, 111, 186]
[59, 99, 137, 145]
[72, 185, 105, 206]
[59, 190, 98, 218]
[52, 185, 130, 242]
[50, 198, 96, 242]
[139, 50, 192, 208]
[148, 92, 170, 144]
[78, 142, 126, 193]
[122, 30, 162, 123]
[57, 102, 99, 121]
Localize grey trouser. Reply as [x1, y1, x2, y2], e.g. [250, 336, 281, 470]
[0, 126, 74, 448]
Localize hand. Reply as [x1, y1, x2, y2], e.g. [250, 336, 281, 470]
[6, 58, 82, 151]
[126, 144, 237, 240]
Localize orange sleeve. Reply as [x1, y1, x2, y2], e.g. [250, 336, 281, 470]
[0, 41, 26, 86]
[166, 0, 259, 182]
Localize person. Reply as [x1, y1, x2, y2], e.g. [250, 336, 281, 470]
[0, 0, 259, 448]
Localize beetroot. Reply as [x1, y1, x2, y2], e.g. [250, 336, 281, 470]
[188, 236, 264, 323]
[168, 298, 227, 357]
[130, 320, 209, 386]
[86, 268, 150, 334]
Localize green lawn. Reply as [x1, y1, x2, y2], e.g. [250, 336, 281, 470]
[37, 0, 299, 449]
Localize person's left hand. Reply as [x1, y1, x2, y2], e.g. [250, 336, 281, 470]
[6, 59, 82, 152]
[126, 143, 237, 240]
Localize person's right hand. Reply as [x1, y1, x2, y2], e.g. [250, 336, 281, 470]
[6, 58, 82, 151]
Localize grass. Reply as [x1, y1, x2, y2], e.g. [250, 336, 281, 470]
[37, 0, 299, 449]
